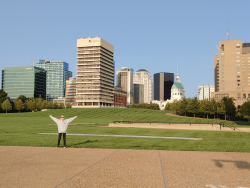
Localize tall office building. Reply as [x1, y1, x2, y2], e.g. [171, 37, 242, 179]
[36, 60, 72, 101]
[116, 67, 134, 105]
[134, 84, 144, 104]
[76, 37, 114, 107]
[154, 72, 174, 100]
[133, 69, 153, 104]
[65, 78, 76, 105]
[198, 85, 214, 100]
[2, 66, 46, 100]
[211, 40, 250, 106]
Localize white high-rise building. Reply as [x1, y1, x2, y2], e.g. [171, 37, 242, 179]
[75, 37, 114, 108]
[116, 67, 134, 105]
[133, 69, 153, 104]
[198, 85, 215, 100]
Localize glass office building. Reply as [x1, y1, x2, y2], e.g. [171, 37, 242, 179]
[2, 66, 46, 100]
[154, 72, 174, 100]
[36, 60, 72, 101]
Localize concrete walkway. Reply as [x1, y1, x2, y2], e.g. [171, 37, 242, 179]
[37, 133, 203, 140]
[1, 146, 250, 188]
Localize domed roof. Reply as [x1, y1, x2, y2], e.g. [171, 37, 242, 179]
[137, 69, 148, 72]
[171, 73, 184, 89]
[172, 82, 184, 89]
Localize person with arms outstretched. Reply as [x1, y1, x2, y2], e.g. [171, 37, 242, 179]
[49, 115, 78, 148]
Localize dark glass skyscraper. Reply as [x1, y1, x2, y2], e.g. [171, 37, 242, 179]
[2, 66, 46, 100]
[154, 72, 174, 100]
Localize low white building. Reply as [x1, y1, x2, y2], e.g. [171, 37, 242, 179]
[152, 73, 185, 110]
[198, 85, 214, 100]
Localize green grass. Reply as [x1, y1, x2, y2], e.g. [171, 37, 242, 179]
[0, 108, 250, 152]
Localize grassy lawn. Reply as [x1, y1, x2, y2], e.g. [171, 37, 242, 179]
[0, 108, 250, 152]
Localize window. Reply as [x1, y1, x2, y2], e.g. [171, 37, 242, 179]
[236, 52, 240, 54]
[236, 43, 240, 46]
[221, 60, 224, 63]
[221, 53, 224, 55]
[237, 72, 240, 74]
[236, 60, 240, 62]
[242, 57, 245, 59]
[237, 80, 240, 82]
[221, 76, 224, 78]
[237, 76, 240, 78]
[236, 56, 240, 58]
[236, 68, 240, 70]
[221, 57, 224, 59]
[221, 64, 224, 67]
[236, 64, 240, 66]
[221, 68, 224, 70]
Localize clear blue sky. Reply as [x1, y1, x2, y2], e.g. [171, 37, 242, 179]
[1, 0, 250, 98]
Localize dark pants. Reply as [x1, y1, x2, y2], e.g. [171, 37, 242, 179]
[58, 133, 66, 147]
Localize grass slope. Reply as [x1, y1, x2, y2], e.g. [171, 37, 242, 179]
[0, 108, 250, 152]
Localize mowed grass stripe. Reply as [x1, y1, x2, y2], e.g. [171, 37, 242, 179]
[0, 108, 250, 152]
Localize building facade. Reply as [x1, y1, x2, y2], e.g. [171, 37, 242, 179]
[75, 37, 114, 108]
[211, 40, 250, 106]
[134, 84, 144, 104]
[133, 69, 152, 104]
[154, 72, 174, 101]
[36, 60, 72, 101]
[171, 73, 185, 101]
[65, 78, 76, 105]
[2, 66, 46, 100]
[116, 67, 134, 105]
[113, 86, 127, 107]
[198, 85, 215, 100]
[152, 72, 185, 110]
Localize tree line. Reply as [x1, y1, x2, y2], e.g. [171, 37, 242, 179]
[165, 96, 249, 121]
[0, 89, 71, 113]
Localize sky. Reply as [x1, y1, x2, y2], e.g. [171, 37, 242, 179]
[1, 0, 250, 98]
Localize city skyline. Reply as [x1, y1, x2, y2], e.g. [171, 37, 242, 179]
[1, 0, 250, 98]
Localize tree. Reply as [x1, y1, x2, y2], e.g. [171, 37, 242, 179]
[218, 100, 226, 120]
[16, 95, 27, 103]
[210, 98, 217, 119]
[1, 99, 12, 113]
[47, 101, 54, 109]
[26, 99, 36, 112]
[53, 101, 59, 109]
[179, 97, 188, 116]
[66, 103, 72, 108]
[186, 97, 199, 118]
[171, 100, 181, 114]
[239, 100, 250, 121]
[36, 98, 43, 111]
[199, 99, 214, 119]
[14, 99, 24, 113]
[58, 103, 65, 109]
[222, 97, 236, 119]
[42, 100, 48, 109]
[164, 102, 172, 111]
[0, 89, 10, 112]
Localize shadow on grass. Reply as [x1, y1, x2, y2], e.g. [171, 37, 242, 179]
[69, 140, 99, 147]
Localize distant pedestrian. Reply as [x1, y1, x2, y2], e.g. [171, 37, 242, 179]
[49, 115, 78, 148]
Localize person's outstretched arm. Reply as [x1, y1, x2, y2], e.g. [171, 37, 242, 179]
[49, 115, 59, 123]
[66, 116, 78, 124]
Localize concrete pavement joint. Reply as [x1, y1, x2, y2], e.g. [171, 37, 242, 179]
[158, 150, 167, 188]
[38, 133, 203, 140]
[54, 149, 120, 188]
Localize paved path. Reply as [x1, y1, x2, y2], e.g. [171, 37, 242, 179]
[1, 146, 250, 188]
[38, 133, 203, 140]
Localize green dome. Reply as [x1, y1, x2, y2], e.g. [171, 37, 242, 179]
[172, 82, 184, 89]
